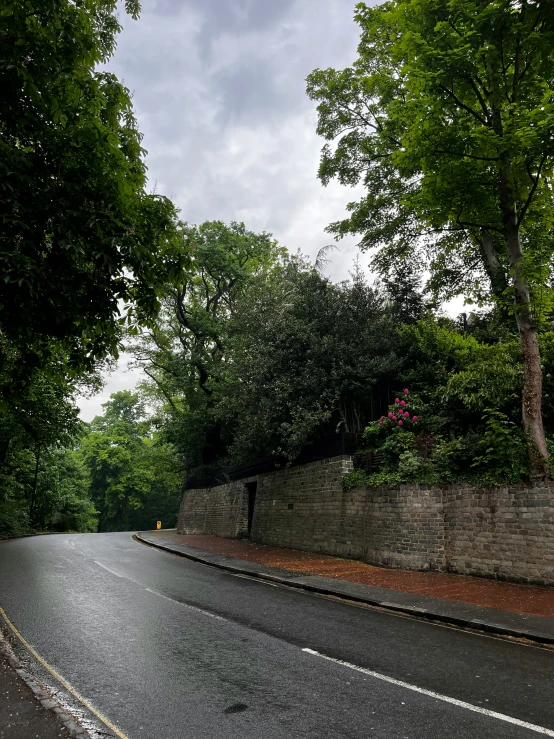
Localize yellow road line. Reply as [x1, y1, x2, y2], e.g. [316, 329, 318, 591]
[0, 606, 131, 739]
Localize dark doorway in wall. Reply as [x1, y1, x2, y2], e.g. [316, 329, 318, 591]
[246, 481, 257, 536]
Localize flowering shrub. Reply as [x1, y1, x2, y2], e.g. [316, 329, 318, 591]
[377, 388, 419, 429]
[345, 386, 531, 488]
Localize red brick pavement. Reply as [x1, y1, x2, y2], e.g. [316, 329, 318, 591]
[149, 531, 554, 619]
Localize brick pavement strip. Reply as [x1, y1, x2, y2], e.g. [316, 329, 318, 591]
[136, 530, 554, 644]
[141, 530, 554, 618]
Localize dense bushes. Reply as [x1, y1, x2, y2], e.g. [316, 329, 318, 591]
[343, 321, 553, 488]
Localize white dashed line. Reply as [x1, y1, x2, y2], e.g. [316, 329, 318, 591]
[302, 648, 554, 736]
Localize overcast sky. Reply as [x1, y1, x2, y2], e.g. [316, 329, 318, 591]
[78, 0, 377, 420]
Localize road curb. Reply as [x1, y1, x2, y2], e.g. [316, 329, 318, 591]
[0, 531, 61, 542]
[0, 634, 91, 739]
[135, 532, 554, 647]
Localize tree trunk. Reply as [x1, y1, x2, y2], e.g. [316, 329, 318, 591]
[503, 206, 548, 478]
[29, 443, 41, 525]
[479, 228, 508, 302]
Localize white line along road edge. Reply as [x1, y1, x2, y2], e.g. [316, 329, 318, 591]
[302, 648, 554, 737]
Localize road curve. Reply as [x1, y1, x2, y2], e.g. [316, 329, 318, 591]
[1, 532, 554, 739]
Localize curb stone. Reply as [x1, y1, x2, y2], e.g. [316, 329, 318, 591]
[0, 633, 92, 739]
[135, 532, 554, 647]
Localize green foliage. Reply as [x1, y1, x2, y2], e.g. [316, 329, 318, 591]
[348, 321, 536, 488]
[32, 447, 98, 532]
[129, 221, 284, 472]
[307, 0, 554, 307]
[0, 336, 100, 536]
[308, 0, 554, 475]
[548, 438, 554, 479]
[81, 391, 182, 531]
[0, 502, 30, 538]
[342, 468, 380, 490]
[470, 411, 527, 483]
[0, 0, 187, 376]
[0, 428, 98, 537]
[397, 321, 523, 425]
[221, 257, 401, 463]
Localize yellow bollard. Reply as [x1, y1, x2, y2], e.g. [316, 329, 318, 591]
[156, 520, 162, 530]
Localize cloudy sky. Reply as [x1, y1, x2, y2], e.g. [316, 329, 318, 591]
[79, 0, 377, 420]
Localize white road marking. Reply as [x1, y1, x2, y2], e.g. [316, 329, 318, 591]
[302, 649, 554, 736]
[93, 561, 126, 579]
[91, 551, 551, 735]
[92, 559, 227, 622]
[144, 588, 227, 622]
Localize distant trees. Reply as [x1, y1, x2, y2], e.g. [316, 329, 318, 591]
[307, 0, 554, 476]
[82, 391, 182, 532]
[0, 340, 97, 535]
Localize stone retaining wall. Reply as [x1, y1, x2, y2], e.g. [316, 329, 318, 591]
[177, 457, 554, 585]
[177, 477, 255, 538]
[253, 456, 357, 556]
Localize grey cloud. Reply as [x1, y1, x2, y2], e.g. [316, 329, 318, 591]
[81, 1, 376, 418]
[111, 0, 367, 250]
[153, 0, 295, 30]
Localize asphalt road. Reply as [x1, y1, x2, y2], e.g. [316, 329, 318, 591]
[1, 533, 554, 739]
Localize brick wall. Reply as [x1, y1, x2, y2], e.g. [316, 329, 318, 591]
[362, 485, 445, 571]
[252, 456, 358, 557]
[177, 476, 254, 538]
[442, 481, 554, 584]
[177, 457, 554, 585]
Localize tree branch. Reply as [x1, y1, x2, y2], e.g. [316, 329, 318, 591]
[519, 154, 548, 224]
[438, 84, 490, 127]
[142, 368, 178, 412]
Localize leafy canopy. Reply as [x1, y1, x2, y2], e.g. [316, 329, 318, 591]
[222, 257, 401, 463]
[130, 221, 283, 471]
[82, 391, 182, 531]
[0, 0, 186, 374]
[307, 0, 554, 307]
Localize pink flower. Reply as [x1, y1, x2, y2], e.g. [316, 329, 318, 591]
[404, 388, 409, 394]
[398, 420, 403, 426]
[381, 415, 385, 419]
[378, 421, 383, 426]
[400, 400, 406, 406]
[395, 398, 400, 404]
[388, 412, 394, 419]
[412, 415, 418, 422]
[404, 411, 409, 417]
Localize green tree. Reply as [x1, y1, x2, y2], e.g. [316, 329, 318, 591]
[0, 336, 101, 535]
[0, 337, 89, 529]
[307, 0, 554, 476]
[81, 391, 182, 531]
[221, 257, 401, 463]
[130, 221, 283, 472]
[0, 0, 185, 376]
[32, 446, 98, 533]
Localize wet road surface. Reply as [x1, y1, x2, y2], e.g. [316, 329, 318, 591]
[1, 532, 554, 739]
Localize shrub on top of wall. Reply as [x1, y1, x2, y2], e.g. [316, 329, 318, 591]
[347, 386, 532, 489]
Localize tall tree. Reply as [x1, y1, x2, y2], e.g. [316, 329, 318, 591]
[130, 221, 283, 472]
[220, 257, 401, 463]
[0, 0, 185, 376]
[307, 0, 554, 476]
